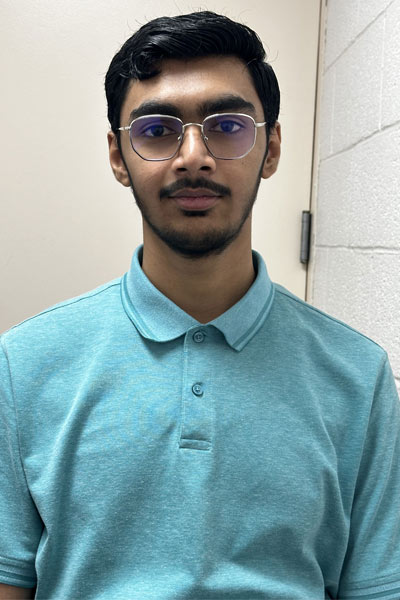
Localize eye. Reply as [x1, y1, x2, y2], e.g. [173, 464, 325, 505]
[141, 123, 176, 137]
[211, 119, 243, 134]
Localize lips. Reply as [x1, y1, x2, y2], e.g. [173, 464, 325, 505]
[170, 188, 221, 210]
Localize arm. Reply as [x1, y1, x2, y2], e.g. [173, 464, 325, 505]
[0, 344, 42, 595]
[0, 584, 35, 599]
[337, 354, 400, 597]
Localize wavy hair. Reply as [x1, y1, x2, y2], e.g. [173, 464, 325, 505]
[105, 11, 280, 146]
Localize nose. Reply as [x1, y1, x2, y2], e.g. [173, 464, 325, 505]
[171, 123, 217, 174]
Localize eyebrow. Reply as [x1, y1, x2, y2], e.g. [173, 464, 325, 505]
[198, 95, 257, 118]
[128, 101, 181, 122]
[127, 94, 257, 123]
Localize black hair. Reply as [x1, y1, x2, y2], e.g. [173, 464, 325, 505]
[105, 11, 280, 146]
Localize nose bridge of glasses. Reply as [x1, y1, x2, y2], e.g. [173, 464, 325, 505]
[180, 122, 205, 137]
[179, 122, 209, 148]
[181, 121, 203, 131]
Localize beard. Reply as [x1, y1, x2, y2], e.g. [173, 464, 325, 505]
[123, 159, 266, 260]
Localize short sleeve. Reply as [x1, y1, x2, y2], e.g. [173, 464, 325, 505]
[337, 354, 400, 599]
[0, 338, 43, 588]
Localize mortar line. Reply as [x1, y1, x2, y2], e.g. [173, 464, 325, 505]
[319, 118, 400, 163]
[378, 12, 387, 130]
[324, 0, 396, 72]
[315, 245, 400, 253]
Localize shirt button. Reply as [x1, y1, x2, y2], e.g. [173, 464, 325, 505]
[193, 331, 205, 343]
[192, 383, 204, 397]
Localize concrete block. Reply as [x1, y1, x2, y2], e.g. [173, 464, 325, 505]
[357, 0, 393, 37]
[319, 66, 336, 160]
[314, 152, 354, 247]
[309, 246, 330, 308]
[366, 252, 400, 377]
[311, 248, 400, 377]
[312, 247, 372, 333]
[382, 0, 400, 127]
[332, 16, 384, 153]
[349, 127, 400, 247]
[324, 0, 359, 68]
[316, 124, 400, 249]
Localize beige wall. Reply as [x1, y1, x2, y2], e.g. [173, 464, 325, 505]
[1, 0, 320, 333]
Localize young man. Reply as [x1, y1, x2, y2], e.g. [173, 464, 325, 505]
[0, 11, 399, 600]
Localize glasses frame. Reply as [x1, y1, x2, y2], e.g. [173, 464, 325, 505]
[118, 112, 267, 161]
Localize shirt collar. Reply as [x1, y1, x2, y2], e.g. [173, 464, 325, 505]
[121, 244, 275, 352]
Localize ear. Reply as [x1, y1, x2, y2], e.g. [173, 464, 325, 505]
[261, 122, 281, 179]
[107, 131, 131, 187]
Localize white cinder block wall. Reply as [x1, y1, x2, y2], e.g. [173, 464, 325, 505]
[310, 0, 400, 396]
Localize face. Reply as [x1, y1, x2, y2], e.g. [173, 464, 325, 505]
[108, 55, 281, 259]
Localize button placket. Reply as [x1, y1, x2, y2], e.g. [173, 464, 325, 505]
[179, 327, 213, 451]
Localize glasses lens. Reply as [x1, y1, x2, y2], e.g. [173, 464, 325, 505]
[130, 116, 182, 160]
[203, 114, 256, 159]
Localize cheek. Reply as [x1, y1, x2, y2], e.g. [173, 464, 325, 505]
[127, 162, 165, 190]
[232, 158, 262, 186]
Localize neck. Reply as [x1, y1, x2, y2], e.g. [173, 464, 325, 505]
[140, 225, 256, 324]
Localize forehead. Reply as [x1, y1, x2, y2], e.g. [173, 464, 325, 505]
[120, 55, 264, 122]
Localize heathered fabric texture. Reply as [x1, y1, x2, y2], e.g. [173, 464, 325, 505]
[0, 245, 399, 599]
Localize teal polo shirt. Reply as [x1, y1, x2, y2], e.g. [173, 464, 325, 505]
[0, 245, 399, 600]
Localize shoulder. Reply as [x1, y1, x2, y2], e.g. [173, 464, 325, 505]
[1, 277, 123, 357]
[271, 283, 387, 371]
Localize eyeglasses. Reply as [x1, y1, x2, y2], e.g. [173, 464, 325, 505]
[118, 113, 267, 161]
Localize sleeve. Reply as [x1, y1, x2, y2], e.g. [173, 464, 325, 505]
[337, 353, 400, 599]
[0, 338, 43, 588]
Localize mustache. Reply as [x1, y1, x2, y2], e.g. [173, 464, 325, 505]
[160, 177, 231, 199]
